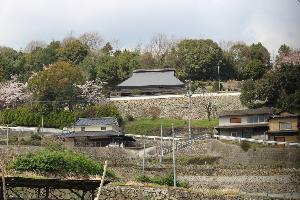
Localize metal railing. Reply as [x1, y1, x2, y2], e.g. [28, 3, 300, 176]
[213, 135, 300, 147]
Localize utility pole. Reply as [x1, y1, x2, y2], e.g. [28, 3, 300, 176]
[187, 80, 192, 139]
[218, 64, 221, 92]
[172, 123, 176, 188]
[160, 120, 163, 163]
[41, 115, 44, 133]
[142, 135, 145, 174]
[6, 125, 8, 146]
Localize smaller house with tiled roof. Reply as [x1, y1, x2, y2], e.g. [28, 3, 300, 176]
[61, 117, 135, 147]
[114, 68, 185, 96]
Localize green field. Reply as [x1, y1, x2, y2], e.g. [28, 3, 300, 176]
[123, 118, 218, 136]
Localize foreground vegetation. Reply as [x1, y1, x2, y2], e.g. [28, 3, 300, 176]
[136, 174, 188, 188]
[0, 103, 122, 128]
[8, 144, 115, 177]
[123, 118, 218, 136]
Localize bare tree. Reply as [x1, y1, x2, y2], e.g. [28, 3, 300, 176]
[145, 33, 177, 58]
[198, 90, 217, 121]
[61, 31, 77, 47]
[24, 40, 47, 52]
[79, 32, 104, 50]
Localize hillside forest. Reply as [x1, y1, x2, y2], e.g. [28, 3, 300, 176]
[0, 32, 299, 127]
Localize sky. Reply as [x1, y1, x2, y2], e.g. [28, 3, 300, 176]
[0, 0, 299, 55]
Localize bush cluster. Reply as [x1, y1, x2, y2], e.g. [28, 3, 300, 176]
[8, 134, 42, 146]
[240, 140, 251, 152]
[162, 155, 220, 165]
[8, 146, 115, 177]
[0, 104, 122, 128]
[136, 174, 188, 188]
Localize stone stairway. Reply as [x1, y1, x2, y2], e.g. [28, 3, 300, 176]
[162, 133, 211, 155]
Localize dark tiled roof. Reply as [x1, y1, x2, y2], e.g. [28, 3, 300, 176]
[117, 68, 184, 88]
[270, 112, 299, 119]
[74, 117, 118, 126]
[219, 107, 275, 117]
[60, 130, 123, 138]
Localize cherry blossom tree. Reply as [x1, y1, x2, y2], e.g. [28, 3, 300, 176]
[76, 79, 108, 105]
[0, 76, 32, 108]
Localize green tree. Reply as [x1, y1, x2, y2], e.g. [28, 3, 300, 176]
[86, 50, 140, 88]
[228, 43, 250, 80]
[175, 39, 223, 81]
[138, 52, 158, 69]
[249, 42, 270, 67]
[59, 40, 89, 64]
[278, 44, 291, 56]
[28, 61, 84, 109]
[0, 47, 20, 81]
[228, 42, 270, 80]
[240, 62, 300, 111]
[101, 42, 113, 55]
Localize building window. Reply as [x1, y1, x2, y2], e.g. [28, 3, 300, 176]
[230, 117, 241, 123]
[101, 127, 106, 131]
[81, 127, 85, 132]
[247, 116, 258, 123]
[279, 122, 292, 130]
[258, 115, 268, 122]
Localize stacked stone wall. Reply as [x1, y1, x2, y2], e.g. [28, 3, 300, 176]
[99, 186, 242, 200]
[111, 93, 244, 120]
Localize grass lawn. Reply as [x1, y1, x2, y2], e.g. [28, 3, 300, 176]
[123, 118, 218, 136]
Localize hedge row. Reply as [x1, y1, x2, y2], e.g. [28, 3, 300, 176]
[0, 104, 122, 128]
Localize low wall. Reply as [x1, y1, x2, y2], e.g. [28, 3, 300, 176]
[176, 140, 300, 168]
[99, 186, 242, 200]
[111, 93, 244, 120]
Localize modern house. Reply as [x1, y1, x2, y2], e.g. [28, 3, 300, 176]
[216, 107, 275, 139]
[61, 117, 135, 147]
[268, 111, 299, 142]
[114, 68, 185, 96]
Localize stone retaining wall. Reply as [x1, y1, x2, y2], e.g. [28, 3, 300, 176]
[175, 140, 300, 168]
[99, 185, 242, 200]
[111, 93, 244, 119]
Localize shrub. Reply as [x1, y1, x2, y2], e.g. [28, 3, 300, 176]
[20, 134, 42, 146]
[136, 174, 188, 188]
[126, 114, 135, 122]
[9, 148, 115, 177]
[240, 140, 250, 152]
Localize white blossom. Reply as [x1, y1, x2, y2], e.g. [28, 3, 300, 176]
[76, 79, 108, 105]
[0, 76, 32, 108]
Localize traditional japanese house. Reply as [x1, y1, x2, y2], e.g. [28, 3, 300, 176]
[114, 68, 184, 96]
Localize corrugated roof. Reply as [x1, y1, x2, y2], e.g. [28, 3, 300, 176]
[219, 107, 275, 117]
[117, 69, 184, 88]
[60, 130, 122, 138]
[74, 117, 118, 126]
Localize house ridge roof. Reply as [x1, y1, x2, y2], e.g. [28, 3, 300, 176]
[219, 107, 275, 117]
[117, 68, 184, 88]
[74, 117, 118, 126]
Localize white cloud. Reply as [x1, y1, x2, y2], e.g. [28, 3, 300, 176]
[0, 0, 299, 53]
